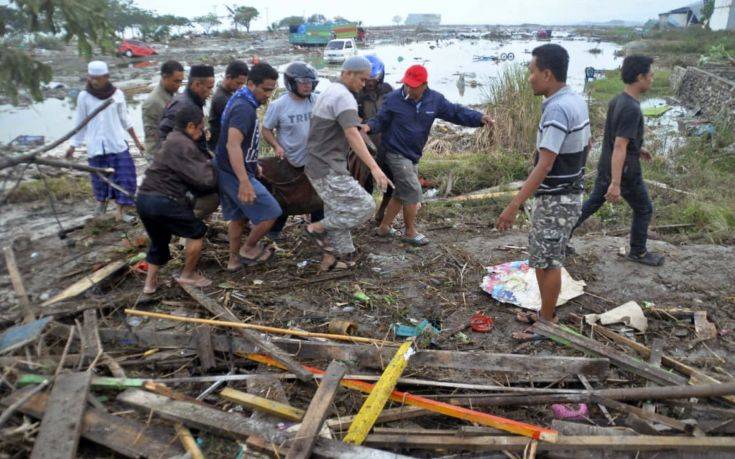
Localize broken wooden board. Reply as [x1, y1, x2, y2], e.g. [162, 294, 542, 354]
[327, 406, 428, 432]
[245, 353, 559, 442]
[2, 388, 184, 458]
[533, 321, 686, 386]
[287, 361, 347, 459]
[81, 309, 101, 365]
[344, 341, 414, 445]
[178, 283, 312, 381]
[591, 395, 694, 434]
[220, 387, 305, 421]
[3, 245, 36, 322]
[31, 372, 92, 459]
[41, 260, 127, 308]
[363, 434, 735, 452]
[195, 326, 216, 371]
[99, 328, 610, 382]
[0, 317, 51, 355]
[117, 389, 410, 459]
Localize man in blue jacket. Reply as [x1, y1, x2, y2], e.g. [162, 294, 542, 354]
[363, 65, 493, 246]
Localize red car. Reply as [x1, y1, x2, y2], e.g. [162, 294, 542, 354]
[116, 39, 157, 58]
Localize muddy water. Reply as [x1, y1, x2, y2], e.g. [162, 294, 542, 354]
[0, 36, 620, 144]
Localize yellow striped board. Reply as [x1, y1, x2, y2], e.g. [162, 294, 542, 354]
[343, 340, 414, 445]
[220, 387, 305, 422]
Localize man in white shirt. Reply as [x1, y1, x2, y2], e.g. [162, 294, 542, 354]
[66, 61, 145, 222]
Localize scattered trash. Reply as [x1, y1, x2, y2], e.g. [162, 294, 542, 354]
[0, 317, 52, 355]
[253, 279, 264, 285]
[469, 312, 494, 332]
[354, 291, 370, 302]
[585, 301, 648, 333]
[8, 135, 45, 148]
[480, 260, 586, 311]
[642, 105, 672, 118]
[551, 403, 589, 421]
[693, 311, 717, 340]
[297, 260, 309, 268]
[393, 319, 440, 338]
[328, 320, 358, 336]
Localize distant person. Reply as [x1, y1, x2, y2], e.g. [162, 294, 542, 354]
[142, 60, 184, 157]
[209, 60, 249, 150]
[136, 105, 217, 293]
[66, 60, 144, 222]
[304, 56, 392, 272]
[356, 54, 394, 224]
[571, 55, 663, 266]
[495, 44, 591, 340]
[261, 62, 321, 238]
[363, 64, 493, 246]
[158, 64, 219, 220]
[214, 63, 282, 271]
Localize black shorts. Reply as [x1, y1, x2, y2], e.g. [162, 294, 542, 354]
[136, 193, 207, 266]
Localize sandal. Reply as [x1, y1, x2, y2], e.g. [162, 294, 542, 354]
[321, 253, 357, 272]
[240, 243, 275, 266]
[305, 226, 334, 252]
[515, 310, 559, 325]
[401, 233, 430, 246]
[175, 275, 212, 288]
[375, 227, 399, 238]
[512, 326, 550, 342]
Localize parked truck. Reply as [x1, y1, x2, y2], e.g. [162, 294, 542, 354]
[288, 21, 360, 46]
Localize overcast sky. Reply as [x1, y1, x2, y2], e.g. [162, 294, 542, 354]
[139, 0, 682, 29]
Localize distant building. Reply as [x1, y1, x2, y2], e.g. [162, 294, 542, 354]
[405, 14, 441, 26]
[658, 2, 704, 28]
[711, 0, 735, 30]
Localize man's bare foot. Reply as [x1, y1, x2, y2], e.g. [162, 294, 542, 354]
[176, 272, 212, 288]
[227, 254, 241, 272]
[318, 253, 356, 272]
[142, 283, 157, 294]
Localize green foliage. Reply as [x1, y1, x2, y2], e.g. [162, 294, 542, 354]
[277, 15, 304, 28]
[643, 28, 735, 56]
[194, 13, 221, 34]
[32, 33, 64, 50]
[229, 5, 258, 32]
[308, 14, 326, 24]
[702, 0, 715, 25]
[421, 151, 530, 196]
[392, 15, 402, 26]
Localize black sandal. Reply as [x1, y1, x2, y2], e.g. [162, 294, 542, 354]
[305, 227, 334, 253]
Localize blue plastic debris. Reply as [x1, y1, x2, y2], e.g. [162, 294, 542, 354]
[392, 319, 440, 338]
[0, 317, 52, 355]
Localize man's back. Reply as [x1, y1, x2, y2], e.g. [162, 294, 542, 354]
[599, 92, 643, 176]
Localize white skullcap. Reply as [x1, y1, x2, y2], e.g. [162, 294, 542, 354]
[342, 56, 372, 72]
[87, 61, 109, 76]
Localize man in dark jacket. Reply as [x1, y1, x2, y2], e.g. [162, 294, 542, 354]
[136, 105, 217, 294]
[364, 65, 493, 246]
[158, 64, 218, 219]
[209, 60, 249, 150]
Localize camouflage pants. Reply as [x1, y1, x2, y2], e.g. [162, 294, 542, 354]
[528, 193, 583, 269]
[308, 173, 375, 255]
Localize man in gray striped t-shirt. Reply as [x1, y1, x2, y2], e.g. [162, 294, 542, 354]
[497, 44, 590, 339]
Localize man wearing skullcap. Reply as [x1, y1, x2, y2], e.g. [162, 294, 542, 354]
[66, 60, 144, 222]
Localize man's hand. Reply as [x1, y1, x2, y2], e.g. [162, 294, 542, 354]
[370, 166, 394, 193]
[481, 114, 494, 128]
[65, 146, 75, 159]
[640, 147, 652, 162]
[204, 129, 211, 142]
[605, 183, 621, 203]
[496, 205, 518, 232]
[275, 145, 285, 160]
[359, 124, 371, 134]
[135, 139, 145, 153]
[237, 181, 256, 204]
[257, 164, 263, 178]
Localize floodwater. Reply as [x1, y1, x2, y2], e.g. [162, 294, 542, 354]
[0, 35, 620, 144]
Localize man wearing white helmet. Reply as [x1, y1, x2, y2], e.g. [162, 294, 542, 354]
[262, 62, 321, 238]
[304, 56, 393, 271]
[66, 60, 145, 222]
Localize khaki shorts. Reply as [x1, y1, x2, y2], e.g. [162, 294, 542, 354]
[384, 152, 421, 204]
[528, 193, 583, 269]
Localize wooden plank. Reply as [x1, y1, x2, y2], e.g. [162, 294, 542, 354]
[533, 321, 686, 386]
[577, 374, 614, 425]
[81, 309, 101, 364]
[195, 326, 216, 371]
[327, 406, 428, 431]
[221, 387, 305, 421]
[363, 434, 735, 452]
[117, 389, 408, 459]
[177, 284, 313, 381]
[591, 323, 735, 403]
[175, 423, 204, 459]
[244, 373, 293, 457]
[287, 361, 347, 459]
[99, 328, 610, 382]
[41, 260, 126, 307]
[591, 395, 692, 433]
[2, 388, 184, 458]
[643, 338, 664, 415]
[245, 353, 558, 442]
[31, 372, 93, 459]
[3, 245, 35, 322]
[344, 341, 414, 445]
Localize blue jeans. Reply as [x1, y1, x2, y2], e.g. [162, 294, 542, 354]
[572, 163, 653, 256]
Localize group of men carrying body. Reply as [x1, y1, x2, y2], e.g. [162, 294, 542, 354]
[68, 43, 663, 340]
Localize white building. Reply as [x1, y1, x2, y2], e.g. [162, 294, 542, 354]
[711, 0, 735, 30]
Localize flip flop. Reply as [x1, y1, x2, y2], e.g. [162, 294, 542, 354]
[401, 233, 430, 246]
[512, 326, 550, 343]
[175, 276, 212, 288]
[240, 243, 275, 266]
[305, 227, 334, 252]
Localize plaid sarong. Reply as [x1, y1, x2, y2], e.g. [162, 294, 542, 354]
[88, 149, 137, 206]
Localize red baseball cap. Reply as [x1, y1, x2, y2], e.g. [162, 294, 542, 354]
[401, 65, 428, 88]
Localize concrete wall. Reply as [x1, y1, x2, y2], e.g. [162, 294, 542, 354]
[671, 66, 735, 124]
[711, 0, 735, 30]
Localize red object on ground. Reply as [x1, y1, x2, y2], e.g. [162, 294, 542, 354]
[116, 39, 157, 58]
[134, 261, 149, 273]
[470, 311, 493, 332]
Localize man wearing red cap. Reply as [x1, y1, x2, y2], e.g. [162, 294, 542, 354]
[363, 65, 493, 246]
